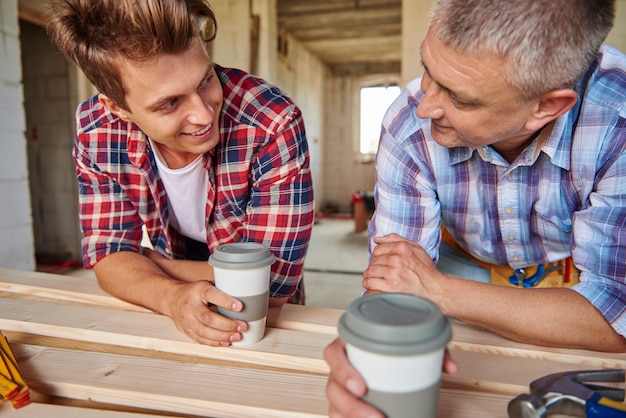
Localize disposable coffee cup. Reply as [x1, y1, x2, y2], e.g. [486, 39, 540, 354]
[208, 242, 275, 346]
[338, 293, 451, 418]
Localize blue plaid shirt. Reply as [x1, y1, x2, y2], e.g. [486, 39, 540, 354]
[371, 45, 626, 337]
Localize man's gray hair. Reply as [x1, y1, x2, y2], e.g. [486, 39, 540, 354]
[430, 0, 615, 99]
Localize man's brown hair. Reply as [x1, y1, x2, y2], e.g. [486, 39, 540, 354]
[47, 0, 217, 110]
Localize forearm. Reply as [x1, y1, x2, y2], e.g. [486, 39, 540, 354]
[143, 248, 214, 283]
[140, 248, 288, 307]
[433, 276, 626, 352]
[92, 251, 186, 316]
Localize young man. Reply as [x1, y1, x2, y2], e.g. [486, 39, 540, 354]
[325, 0, 626, 416]
[47, 0, 314, 347]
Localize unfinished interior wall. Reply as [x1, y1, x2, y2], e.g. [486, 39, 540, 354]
[607, 0, 626, 51]
[21, 20, 82, 262]
[276, 32, 326, 213]
[401, 0, 434, 85]
[208, 0, 326, 213]
[322, 76, 378, 214]
[251, 0, 279, 83]
[210, 0, 251, 72]
[0, 0, 35, 269]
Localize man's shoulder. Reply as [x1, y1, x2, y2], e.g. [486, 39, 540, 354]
[216, 65, 298, 130]
[74, 95, 140, 158]
[76, 95, 118, 134]
[580, 45, 626, 113]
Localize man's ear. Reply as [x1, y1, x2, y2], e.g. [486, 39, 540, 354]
[526, 89, 578, 131]
[99, 94, 132, 122]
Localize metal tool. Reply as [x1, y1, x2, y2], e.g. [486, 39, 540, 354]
[508, 369, 626, 417]
[509, 262, 564, 288]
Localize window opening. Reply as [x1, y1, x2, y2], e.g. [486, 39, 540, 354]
[359, 85, 401, 155]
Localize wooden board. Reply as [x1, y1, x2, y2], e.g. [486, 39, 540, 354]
[0, 297, 333, 374]
[11, 343, 328, 418]
[0, 267, 344, 335]
[1, 268, 624, 417]
[9, 343, 513, 418]
[0, 401, 175, 418]
[2, 269, 622, 371]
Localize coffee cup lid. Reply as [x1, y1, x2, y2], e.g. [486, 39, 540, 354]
[338, 293, 451, 355]
[208, 242, 275, 269]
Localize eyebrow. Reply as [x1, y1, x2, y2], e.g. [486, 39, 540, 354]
[146, 63, 215, 111]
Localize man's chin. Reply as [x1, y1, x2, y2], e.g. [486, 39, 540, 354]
[430, 127, 461, 148]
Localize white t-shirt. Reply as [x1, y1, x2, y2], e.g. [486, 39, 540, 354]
[150, 140, 208, 243]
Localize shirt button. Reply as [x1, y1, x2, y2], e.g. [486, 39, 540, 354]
[505, 207, 513, 214]
[508, 236, 516, 241]
[513, 256, 520, 262]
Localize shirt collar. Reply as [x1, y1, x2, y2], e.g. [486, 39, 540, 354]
[448, 115, 570, 170]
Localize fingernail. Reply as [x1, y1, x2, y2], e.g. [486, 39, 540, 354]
[346, 379, 361, 396]
[230, 333, 242, 342]
[237, 322, 247, 332]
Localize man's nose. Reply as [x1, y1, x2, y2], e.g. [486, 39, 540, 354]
[417, 80, 445, 120]
[187, 94, 213, 125]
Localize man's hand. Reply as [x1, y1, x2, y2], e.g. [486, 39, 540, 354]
[323, 338, 458, 418]
[168, 280, 248, 346]
[93, 251, 247, 347]
[362, 234, 444, 298]
[324, 338, 384, 418]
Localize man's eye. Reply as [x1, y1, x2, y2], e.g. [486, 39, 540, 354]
[449, 95, 468, 108]
[200, 75, 213, 87]
[162, 99, 179, 111]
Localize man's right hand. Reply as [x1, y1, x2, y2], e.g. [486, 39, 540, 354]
[168, 280, 248, 346]
[323, 338, 459, 418]
[93, 251, 248, 346]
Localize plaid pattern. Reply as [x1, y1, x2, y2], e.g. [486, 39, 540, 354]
[371, 45, 626, 336]
[73, 65, 314, 302]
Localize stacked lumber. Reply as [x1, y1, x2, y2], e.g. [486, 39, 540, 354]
[0, 268, 623, 417]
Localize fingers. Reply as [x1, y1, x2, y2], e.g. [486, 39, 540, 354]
[372, 233, 407, 245]
[324, 339, 384, 418]
[324, 339, 366, 397]
[443, 348, 459, 375]
[203, 283, 244, 313]
[170, 281, 247, 346]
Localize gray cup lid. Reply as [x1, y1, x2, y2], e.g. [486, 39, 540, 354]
[208, 242, 275, 269]
[338, 293, 451, 355]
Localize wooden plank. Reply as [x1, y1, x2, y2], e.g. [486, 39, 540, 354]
[3, 269, 624, 369]
[1, 296, 621, 408]
[11, 344, 328, 418]
[11, 343, 511, 418]
[0, 268, 149, 312]
[0, 296, 333, 374]
[437, 389, 512, 417]
[0, 268, 342, 335]
[0, 401, 173, 417]
[449, 323, 626, 370]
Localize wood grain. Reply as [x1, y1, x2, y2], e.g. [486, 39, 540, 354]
[0, 297, 333, 374]
[12, 343, 328, 418]
[1, 268, 624, 417]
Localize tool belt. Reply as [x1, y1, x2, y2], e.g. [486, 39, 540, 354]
[441, 227, 579, 288]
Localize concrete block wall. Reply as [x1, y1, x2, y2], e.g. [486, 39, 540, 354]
[0, 0, 35, 270]
[276, 32, 326, 213]
[210, 0, 251, 72]
[21, 20, 81, 261]
[323, 76, 377, 213]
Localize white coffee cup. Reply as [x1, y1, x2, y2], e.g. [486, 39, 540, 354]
[338, 293, 451, 418]
[208, 242, 275, 346]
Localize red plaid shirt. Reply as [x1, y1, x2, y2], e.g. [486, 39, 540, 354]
[73, 65, 314, 302]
